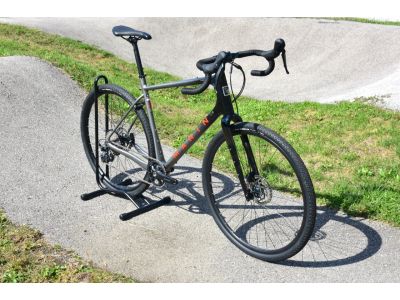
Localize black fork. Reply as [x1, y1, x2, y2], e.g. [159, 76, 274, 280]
[215, 65, 259, 201]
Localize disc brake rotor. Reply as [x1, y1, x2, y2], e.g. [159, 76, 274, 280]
[249, 174, 272, 204]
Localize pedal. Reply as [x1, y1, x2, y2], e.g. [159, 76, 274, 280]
[155, 171, 178, 185]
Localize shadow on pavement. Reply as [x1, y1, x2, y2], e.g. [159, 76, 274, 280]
[144, 165, 382, 268]
[283, 207, 382, 268]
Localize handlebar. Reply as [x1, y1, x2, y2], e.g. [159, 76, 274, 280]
[246, 38, 289, 76]
[181, 73, 212, 95]
[181, 38, 289, 95]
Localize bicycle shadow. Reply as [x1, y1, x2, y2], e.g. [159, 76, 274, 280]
[143, 165, 382, 268]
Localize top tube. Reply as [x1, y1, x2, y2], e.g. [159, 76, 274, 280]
[143, 76, 206, 91]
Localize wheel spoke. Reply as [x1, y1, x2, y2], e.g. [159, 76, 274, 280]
[206, 126, 315, 261]
[82, 90, 152, 193]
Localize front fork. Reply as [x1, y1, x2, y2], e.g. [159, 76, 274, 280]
[221, 114, 259, 201]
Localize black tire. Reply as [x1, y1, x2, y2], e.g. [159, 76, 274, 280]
[80, 84, 155, 195]
[202, 122, 316, 262]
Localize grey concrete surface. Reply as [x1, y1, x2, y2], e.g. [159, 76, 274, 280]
[1, 17, 400, 110]
[1, 56, 400, 282]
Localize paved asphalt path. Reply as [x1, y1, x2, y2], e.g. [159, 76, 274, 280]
[1, 17, 400, 110]
[0, 56, 399, 282]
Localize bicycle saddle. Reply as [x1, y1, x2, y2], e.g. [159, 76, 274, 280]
[112, 25, 152, 40]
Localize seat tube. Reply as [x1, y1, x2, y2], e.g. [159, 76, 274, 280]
[132, 41, 165, 162]
[132, 40, 145, 79]
[141, 81, 165, 162]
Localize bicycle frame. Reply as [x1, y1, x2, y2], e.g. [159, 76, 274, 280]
[106, 39, 258, 198]
[144, 71, 232, 171]
[108, 66, 236, 168]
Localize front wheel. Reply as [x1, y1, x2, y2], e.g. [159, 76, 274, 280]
[202, 122, 316, 262]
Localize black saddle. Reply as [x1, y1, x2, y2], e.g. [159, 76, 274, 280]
[112, 25, 152, 40]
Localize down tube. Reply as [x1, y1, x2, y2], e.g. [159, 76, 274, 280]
[165, 110, 220, 170]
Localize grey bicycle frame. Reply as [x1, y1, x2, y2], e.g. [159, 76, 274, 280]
[105, 74, 220, 171]
[104, 38, 240, 177]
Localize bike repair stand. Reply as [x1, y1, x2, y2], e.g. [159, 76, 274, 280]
[80, 75, 171, 221]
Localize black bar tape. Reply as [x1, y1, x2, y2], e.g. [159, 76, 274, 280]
[181, 74, 212, 95]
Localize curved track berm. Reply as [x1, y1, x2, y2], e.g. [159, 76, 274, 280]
[2, 17, 400, 109]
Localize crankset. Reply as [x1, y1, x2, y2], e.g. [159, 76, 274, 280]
[150, 163, 178, 186]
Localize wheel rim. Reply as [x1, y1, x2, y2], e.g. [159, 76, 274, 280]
[208, 131, 309, 255]
[85, 92, 150, 191]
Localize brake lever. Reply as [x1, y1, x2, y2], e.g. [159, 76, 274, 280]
[282, 49, 289, 74]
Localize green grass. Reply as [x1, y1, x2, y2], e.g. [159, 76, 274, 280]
[0, 210, 133, 282]
[325, 17, 400, 26]
[0, 22, 399, 229]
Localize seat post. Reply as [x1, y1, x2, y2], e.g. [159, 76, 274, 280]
[131, 39, 146, 80]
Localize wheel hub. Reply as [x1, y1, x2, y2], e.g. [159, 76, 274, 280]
[116, 128, 135, 148]
[101, 128, 136, 163]
[246, 172, 272, 204]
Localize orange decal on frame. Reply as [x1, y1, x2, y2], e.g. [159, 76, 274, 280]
[172, 151, 180, 159]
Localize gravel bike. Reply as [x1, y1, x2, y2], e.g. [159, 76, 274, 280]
[80, 25, 316, 262]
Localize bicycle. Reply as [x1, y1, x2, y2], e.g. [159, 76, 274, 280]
[80, 25, 316, 262]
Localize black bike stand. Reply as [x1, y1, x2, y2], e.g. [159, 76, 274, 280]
[80, 75, 171, 221]
[81, 188, 171, 221]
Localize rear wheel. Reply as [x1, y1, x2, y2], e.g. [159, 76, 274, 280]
[80, 84, 155, 195]
[202, 122, 316, 262]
